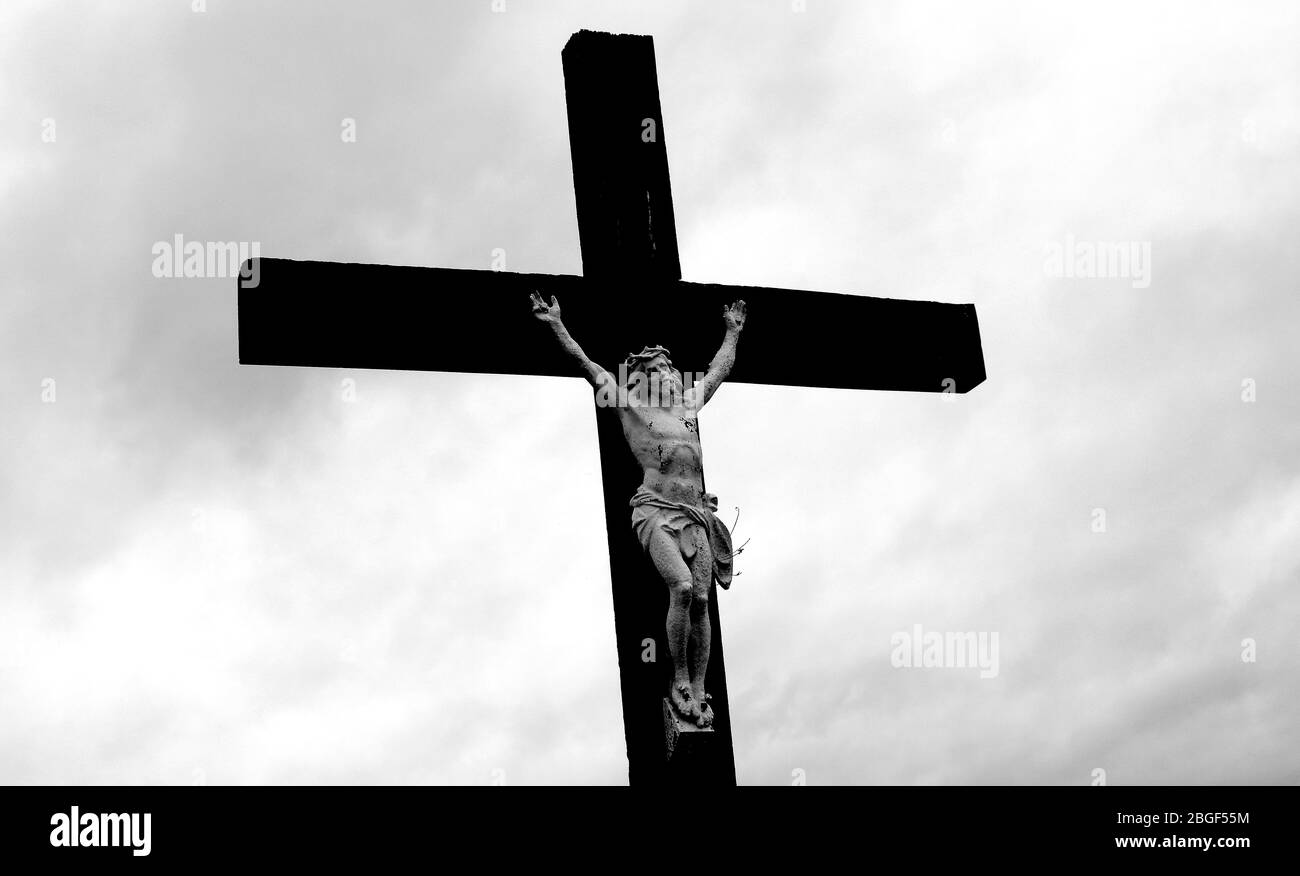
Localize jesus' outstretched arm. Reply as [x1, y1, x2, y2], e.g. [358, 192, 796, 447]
[529, 292, 616, 395]
[685, 299, 747, 410]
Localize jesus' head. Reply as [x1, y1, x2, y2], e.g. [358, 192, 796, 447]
[624, 345, 683, 407]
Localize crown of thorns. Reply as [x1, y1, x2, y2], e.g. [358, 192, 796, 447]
[622, 345, 674, 372]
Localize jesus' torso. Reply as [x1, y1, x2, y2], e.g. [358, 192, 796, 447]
[618, 398, 705, 507]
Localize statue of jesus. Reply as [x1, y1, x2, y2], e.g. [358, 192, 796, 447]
[530, 292, 747, 727]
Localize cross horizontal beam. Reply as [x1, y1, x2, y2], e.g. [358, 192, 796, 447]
[238, 257, 986, 393]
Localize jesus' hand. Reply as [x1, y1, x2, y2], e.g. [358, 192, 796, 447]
[529, 292, 562, 326]
[723, 299, 747, 332]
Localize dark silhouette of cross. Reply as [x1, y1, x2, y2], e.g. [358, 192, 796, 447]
[237, 30, 985, 785]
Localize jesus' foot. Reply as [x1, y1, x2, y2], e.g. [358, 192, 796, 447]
[670, 681, 695, 721]
[692, 690, 714, 728]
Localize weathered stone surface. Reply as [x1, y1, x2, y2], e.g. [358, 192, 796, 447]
[533, 293, 747, 729]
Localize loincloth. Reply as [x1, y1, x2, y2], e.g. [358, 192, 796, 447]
[629, 485, 734, 589]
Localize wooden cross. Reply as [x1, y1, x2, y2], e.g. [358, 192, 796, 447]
[237, 30, 985, 785]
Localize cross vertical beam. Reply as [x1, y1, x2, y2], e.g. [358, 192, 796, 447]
[563, 30, 681, 281]
[563, 30, 736, 785]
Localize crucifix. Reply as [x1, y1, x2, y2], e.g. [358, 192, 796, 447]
[238, 30, 985, 785]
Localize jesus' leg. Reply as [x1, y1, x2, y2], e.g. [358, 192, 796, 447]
[646, 527, 695, 719]
[686, 525, 714, 727]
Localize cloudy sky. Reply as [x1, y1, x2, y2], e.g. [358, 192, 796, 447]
[2, 0, 1297, 785]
